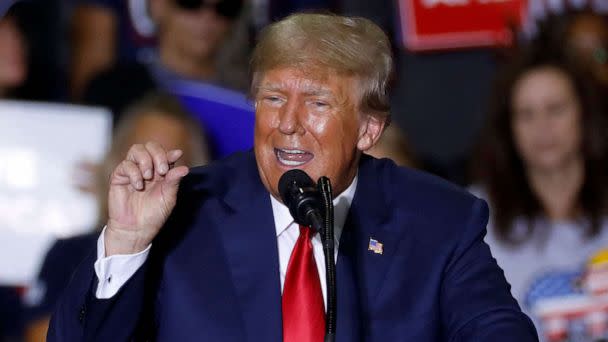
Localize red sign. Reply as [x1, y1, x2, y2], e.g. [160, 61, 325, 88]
[399, 0, 526, 51]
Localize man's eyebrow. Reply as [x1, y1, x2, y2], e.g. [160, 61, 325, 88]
[258, 83, 334, 97]
[303, 88, 333, 97]
[257, 84, 282, 92]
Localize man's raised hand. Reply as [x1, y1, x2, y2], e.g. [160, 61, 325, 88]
[104, 141, 189, 256]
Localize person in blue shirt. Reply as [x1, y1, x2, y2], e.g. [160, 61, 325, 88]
[70, 0, 158, 99]
[78, 0, 245, 102]
[82, 0, 252, 160]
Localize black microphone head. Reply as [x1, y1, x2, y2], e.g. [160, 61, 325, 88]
[278, 169, 314, 203]
[278, 169, 322, 227]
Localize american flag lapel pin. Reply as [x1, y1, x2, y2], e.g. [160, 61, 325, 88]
[368, 237, 383, 255]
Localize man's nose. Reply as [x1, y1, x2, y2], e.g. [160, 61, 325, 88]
[278, 101, 305, 135]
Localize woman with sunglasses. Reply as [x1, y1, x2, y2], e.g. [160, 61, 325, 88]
[71, 0, 245, 100]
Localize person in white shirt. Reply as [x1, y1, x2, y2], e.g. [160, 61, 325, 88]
[472, 45, 608, 341]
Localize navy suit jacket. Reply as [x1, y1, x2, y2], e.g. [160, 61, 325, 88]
[48, 151, 538, 341]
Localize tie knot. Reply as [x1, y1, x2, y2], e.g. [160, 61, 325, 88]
[299, 225, 314, 239]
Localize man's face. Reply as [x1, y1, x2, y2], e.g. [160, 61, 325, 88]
[254, 67, 385, 201]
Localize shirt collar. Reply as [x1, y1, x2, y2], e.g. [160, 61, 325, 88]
[270, 175, 358, 237]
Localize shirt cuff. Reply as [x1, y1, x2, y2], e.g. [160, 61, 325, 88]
[94, 227, 151, 299]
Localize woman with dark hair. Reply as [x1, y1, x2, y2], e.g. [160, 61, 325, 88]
[472, 46, 608, 340]
[0, 3, 63, 101]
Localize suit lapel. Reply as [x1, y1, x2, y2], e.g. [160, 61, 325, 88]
[337, 156, 408, 338]
[335, 223, 362, 341]
[211, 154, 406, 341]
[214, 154, 283, 342]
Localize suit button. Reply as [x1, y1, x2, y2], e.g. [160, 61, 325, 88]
[79, 305, 86, 323]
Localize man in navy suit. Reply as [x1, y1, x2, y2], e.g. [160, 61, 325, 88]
[48, 13, 538, 341]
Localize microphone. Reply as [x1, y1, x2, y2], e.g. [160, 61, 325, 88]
[278, 169, 338, 342]
[278, 169, 324, 231]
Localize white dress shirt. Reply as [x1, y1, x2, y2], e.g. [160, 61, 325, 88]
[94, 176, 358, 306]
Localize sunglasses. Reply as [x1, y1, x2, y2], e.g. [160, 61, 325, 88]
[174, 0, 243, 19]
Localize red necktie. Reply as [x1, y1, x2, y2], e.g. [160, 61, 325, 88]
[282, 225, 326, 342]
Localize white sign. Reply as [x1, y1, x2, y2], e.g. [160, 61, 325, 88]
[0, 100, 111, 285]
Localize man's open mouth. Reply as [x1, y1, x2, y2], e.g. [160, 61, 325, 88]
[274, 148, 314, 167]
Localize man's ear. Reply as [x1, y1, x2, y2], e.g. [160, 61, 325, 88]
[356, 114, 387, 152]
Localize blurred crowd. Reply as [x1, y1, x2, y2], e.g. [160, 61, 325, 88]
[2, 0, 608, 341]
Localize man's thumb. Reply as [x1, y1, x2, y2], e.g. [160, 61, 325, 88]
[165, 166, 189, 188]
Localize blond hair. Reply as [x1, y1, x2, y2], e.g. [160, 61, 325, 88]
[250, 13, 394, 118]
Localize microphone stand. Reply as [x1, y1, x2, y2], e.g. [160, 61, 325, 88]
[318, 177, 336, 342]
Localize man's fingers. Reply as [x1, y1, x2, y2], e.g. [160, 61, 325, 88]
[116, 160, 144, 190]
[167, 149, 184, 164]
[117, 143, 181, 189]
[146, 141, 169, 176]
[127, 144, 154, 180]
[165, 166, 189, 186]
